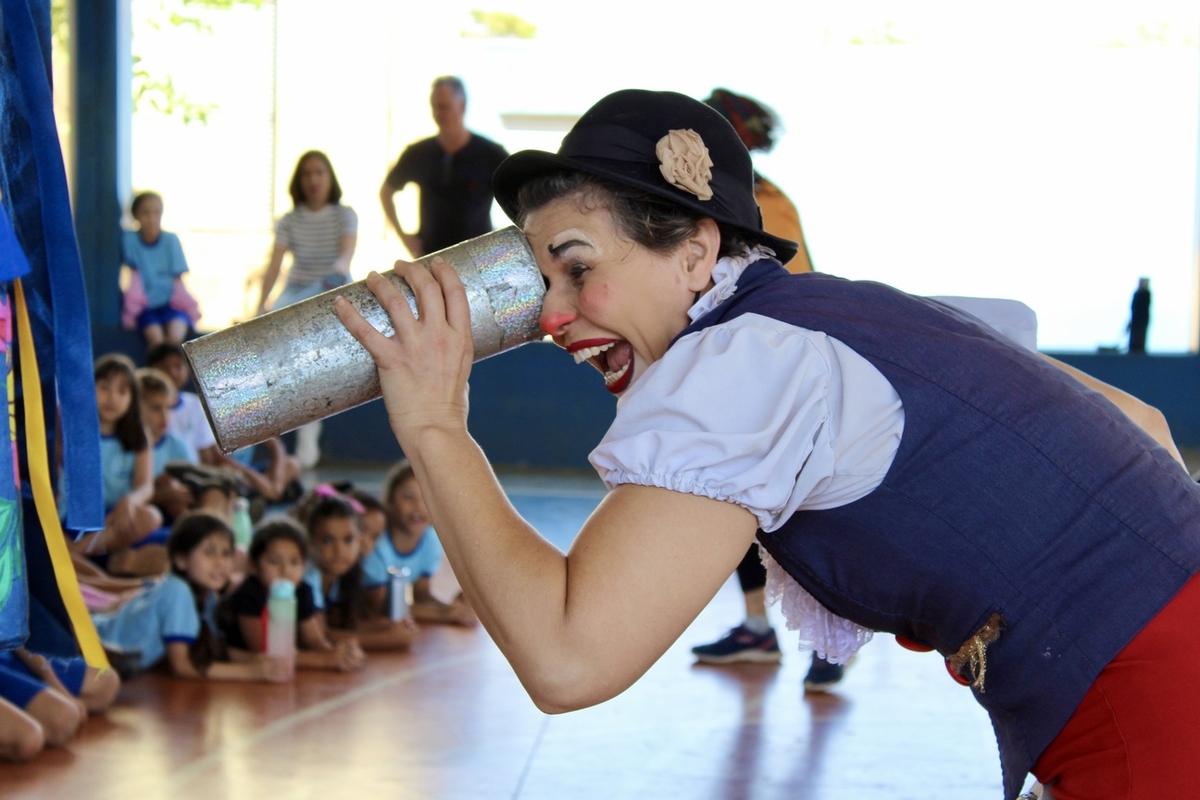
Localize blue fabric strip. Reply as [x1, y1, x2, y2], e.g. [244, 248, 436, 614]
[0, 0, 102, 531]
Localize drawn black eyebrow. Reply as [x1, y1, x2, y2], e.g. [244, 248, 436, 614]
[548, 239, 589, 258]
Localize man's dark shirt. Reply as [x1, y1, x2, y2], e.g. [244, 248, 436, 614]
[385, 134, 509, 254]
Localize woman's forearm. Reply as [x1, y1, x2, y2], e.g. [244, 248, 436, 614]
[333, 234, 357, 275]
[258, 245, 286, 310]
[404, 428, 573, 686]
[408, 426, 755, 712]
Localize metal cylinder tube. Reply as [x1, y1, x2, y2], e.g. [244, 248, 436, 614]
[183, 226, 545, 454]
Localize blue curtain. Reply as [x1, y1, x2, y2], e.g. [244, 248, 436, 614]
[0, 0, 105, 650]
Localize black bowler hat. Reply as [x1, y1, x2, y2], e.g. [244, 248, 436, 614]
[493, 89, 799, 265]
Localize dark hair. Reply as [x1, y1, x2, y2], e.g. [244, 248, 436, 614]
[290, 488, 360, 531]
[94, 353, 148, 452]
[167, 512, 234, 673]
[168, 512, 235, 576]
[298, 494, 368, 630]
[515, 171, 757, 261]
[288, 150, 342, 208]
[135, 367, 176, 405]
[248, 516, 309, 565]
[333, 482, 385, 517]
[432, 75, 466, 103]
[130, 191, 162, 216]
[145, 341, 188, 369]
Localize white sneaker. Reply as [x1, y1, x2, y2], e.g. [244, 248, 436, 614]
[295, 420, 322, 469]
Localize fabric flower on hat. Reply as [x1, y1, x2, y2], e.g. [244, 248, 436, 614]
[656, 129, 714, 201]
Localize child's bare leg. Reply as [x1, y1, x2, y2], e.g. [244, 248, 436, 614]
[70, 552, 146, 593]
[106, 544, 168, 577]
[78, 501, 165, 577]
[12, 650, 90, 724]
[165, 317, 188, 344]
[142, 323, 164, 347]
[22, 689, 82, 747]
[130, 503, 164, 541]
[77, 667, 120, 714]
[0, 697, 44, 763]
[77, 503, 164, 556]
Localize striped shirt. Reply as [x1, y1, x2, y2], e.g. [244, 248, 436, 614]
[274, 203, 358, 287]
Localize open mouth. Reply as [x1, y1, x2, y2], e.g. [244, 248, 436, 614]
[568, 338, 634, 395]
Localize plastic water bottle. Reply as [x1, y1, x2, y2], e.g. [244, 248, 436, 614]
[265, 579, 297, 663]
[388, 566, 412, 622]
[231, 497, 253, 551]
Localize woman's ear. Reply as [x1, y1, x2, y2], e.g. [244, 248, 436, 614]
[682, 218, 721, 292]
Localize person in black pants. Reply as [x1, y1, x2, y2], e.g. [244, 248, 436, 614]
[691, 543, 848, 692]
[1127, 277, 1151, 354]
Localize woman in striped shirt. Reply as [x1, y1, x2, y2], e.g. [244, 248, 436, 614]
[256, 150, 358, 467]
[257, 150, 358, 315]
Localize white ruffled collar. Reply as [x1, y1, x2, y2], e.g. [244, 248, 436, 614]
[687, 246, 778, 322]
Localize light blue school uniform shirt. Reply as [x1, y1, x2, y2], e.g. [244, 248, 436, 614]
[151, 432, 198, 478]
[121, 230, 188, 307]
[361, 528, 443, 588]
[91, 573, 217, 671]
[58, 435, 132, 519]
[100, 435, 136, 509]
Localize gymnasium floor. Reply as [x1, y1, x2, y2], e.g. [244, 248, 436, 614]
[3, 466, 1013, 799]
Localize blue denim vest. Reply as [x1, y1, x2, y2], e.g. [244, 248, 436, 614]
[682, 262, 1200, 799]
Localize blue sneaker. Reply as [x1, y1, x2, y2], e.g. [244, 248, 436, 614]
[803, 652, 848, 692]
[692, 625, 782, 664]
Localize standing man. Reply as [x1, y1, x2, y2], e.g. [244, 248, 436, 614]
[1127, 276, 1151, 354]
[380, 76, 509, 258]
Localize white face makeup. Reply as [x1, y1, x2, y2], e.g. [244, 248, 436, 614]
[526, 197, 711, 395]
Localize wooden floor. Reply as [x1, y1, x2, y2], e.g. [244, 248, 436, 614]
[2, 468, 1009, 800]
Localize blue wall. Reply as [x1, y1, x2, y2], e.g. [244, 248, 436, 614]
[322, 339, 616, 470]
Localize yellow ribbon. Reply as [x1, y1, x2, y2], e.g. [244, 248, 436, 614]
[13, 279, 109, 668]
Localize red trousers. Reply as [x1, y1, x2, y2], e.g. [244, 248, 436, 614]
[1032, 572, 1200, 799]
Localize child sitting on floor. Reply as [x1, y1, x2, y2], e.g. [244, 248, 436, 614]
[332, 482, 388, 556]
[294, 486, 415, 651]
[91, 512, 292, 682]
[136, 367, 214, 521]
[363, 460, 476, 627]
[0, 695, 44, 762]
[67, 353, 164, 577]
[222, 518, 365, 672]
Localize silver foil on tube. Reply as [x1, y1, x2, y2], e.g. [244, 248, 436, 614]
[183, 226, 545, 454]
